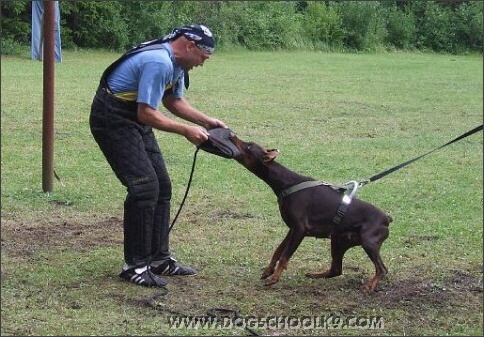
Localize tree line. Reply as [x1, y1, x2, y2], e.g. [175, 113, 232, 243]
[1, 1, 482, 55]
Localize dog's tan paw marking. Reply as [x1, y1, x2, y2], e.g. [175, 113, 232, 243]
[306, 270, 339, 279]
[264, 277, 279, 286]
[361, 283, 376, 294]
[261, 268, 274, 279]
[306, 271, 326, 279]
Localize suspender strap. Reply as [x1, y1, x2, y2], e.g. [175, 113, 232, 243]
[100, 40, 170, 90]
[99, 34, 190, 91]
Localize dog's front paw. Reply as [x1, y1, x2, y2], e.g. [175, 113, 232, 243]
[361, 278, 378, 294]
[260, 268, 274, 280]
[306, 269, 340, 279]
[306, 271, 325, 279]
[360, 274, 383, 294]
[361, 283, 375, 294]
[264, 277, 279, 286]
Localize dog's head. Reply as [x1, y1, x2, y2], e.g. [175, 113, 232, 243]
[229, 134, 279, 168]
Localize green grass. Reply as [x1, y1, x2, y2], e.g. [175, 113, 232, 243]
[1, 49, 483, 336]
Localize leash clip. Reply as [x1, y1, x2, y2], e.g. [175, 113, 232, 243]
[357, 179, 370, 188]
[343, 180, 359, 200]
[333, 181, 359, 225]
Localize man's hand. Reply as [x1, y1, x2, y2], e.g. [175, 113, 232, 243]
[184, 125, 210, 146]
[205, 117, 228, 130]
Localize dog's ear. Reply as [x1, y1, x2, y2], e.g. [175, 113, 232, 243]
[262, 149, 280, 163]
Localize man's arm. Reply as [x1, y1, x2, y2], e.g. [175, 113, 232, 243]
[162, 95, 226, 130]
[137, 103, 209, 146]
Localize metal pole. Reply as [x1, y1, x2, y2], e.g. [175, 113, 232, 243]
[42, 1, 55, 192]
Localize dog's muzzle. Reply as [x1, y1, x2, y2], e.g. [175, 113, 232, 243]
[198, 127, 241, 159]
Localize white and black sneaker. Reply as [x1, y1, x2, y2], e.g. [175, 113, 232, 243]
[151, 257, 197, 276]
[119, 265, 167, 287]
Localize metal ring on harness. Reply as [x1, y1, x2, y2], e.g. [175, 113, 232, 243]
[344, 180, 359, 198]
[333, 180, 359, 225]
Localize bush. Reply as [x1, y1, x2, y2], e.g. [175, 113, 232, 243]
[0, 1, 31, 44]
[60, 1, 129, 50]
[417, 2, 454, 53]
[451, 1, 483, 53]
[214, 1, 299, 50]
[334, 1, 387, 51]
[1, 37, 25, 56]
[120, 2, 174, 46]
[300, 2, 344, 50]
[384, 5, 416, 49]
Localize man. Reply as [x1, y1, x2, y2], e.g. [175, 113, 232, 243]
[90, 24, 226, 287]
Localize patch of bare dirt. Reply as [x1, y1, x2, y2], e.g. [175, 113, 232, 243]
[211, 210, 257, 220]
[369, 270, 483, 310]
[1, 217, 123, 258]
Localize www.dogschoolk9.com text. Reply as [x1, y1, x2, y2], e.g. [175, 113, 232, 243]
[168, 314, 384, 331]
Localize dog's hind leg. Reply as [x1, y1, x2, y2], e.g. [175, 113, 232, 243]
[360, 225, 389, 293]
[306, 232, 360, 279]
[264, 229, 305, 286]
[261, 229, 293, 280]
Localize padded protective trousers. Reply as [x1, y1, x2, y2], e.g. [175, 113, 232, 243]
[89, 87, 172, 267]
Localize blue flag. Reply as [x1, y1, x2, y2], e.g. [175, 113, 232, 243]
[31, 1, 62, 62]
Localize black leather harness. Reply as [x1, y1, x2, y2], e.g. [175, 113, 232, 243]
[278, 180, 360, 225]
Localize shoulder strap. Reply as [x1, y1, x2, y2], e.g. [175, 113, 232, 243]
[99, 37, 171, 90]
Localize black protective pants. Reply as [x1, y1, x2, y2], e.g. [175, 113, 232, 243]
[89, 87, 172, 267]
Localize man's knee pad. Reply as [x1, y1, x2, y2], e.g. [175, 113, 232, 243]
[126, 177, 159, 208]
[157, 177, 172, 203]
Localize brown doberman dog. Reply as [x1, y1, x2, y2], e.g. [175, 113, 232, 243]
[229, 133, 392, 293]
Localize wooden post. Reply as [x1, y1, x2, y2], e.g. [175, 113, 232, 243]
[42, 1, 55, 193]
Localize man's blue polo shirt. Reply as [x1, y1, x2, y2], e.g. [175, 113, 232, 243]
[107, 43, 184, 109]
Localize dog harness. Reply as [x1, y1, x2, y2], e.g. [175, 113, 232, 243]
[278, 180, 361, 225]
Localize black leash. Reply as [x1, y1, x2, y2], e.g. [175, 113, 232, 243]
[358, 124, 483, 187]
[168, 127, 239, 233]
[168, 147, 200, 234]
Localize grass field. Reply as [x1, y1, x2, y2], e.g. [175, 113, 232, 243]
[1, 49, 483, 336]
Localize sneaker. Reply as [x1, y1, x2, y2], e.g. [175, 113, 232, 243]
[151, 257, 197, 276]
[119, 265, 167, 287]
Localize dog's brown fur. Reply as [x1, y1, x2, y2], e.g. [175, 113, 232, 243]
[230, 134, 392, 293]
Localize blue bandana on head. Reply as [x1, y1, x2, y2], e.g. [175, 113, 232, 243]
[164, 24, 215, 54]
